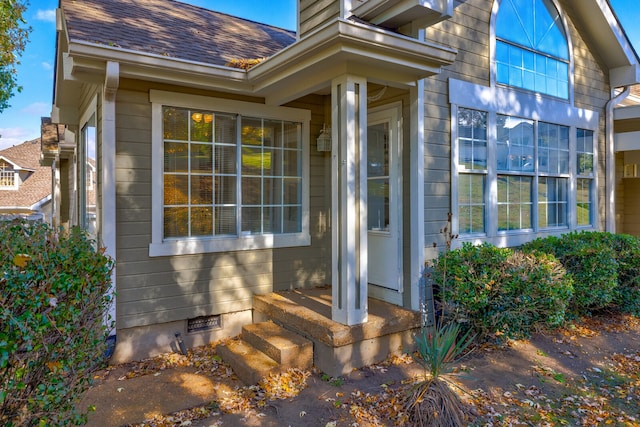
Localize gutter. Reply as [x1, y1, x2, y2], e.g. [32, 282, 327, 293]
[606, 86, 630, 233]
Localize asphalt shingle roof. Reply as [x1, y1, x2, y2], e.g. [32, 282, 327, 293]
[61, 0, 297, 67]
[0, 140, 51, 209]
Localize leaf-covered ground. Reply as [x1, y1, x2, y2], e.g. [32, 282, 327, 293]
[87, 313, 640, 426]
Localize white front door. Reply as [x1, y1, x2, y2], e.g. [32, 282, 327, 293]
[367, 106, 402, 295]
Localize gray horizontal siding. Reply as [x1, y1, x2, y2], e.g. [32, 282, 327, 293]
[114, 84, 329, 330]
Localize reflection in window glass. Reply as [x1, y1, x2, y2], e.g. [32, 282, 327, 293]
[162, 107, 303, 239]
[80, 114, 97, 242]
[458, 108, 487, 170]
[576, 178, 592, 226]
[458, 174, 485, 234]
[497, 115, 534, 172]
[495, 0, 569, 98]
[367, 122, 390, 231]
[497, 175, 532, 231]
[577, 128, 594, 175]
[577, 128, 594, 226]
[538, 122, 569, 174]
[538, 177, 568, 228]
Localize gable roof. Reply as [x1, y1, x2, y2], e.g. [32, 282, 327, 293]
[0, 140, 52, 210]
[60, 0, 296, 68]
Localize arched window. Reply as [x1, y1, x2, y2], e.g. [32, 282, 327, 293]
[495, 0, 569, 98]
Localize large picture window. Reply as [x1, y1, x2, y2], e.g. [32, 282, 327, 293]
[150, 91, 310, 256]
[453, 102, 597, 242]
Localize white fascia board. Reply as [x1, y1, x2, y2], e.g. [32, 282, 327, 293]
[30, 195, 52, 211]
[251, 18, 456, 78]
[248, 18, 456, 103]
[66, 40, 253, 94]
[610, 64, 640, 88]
[614, 104, 640, 120]
[615, 131, 640, 151]
[0, 156, 22, 169]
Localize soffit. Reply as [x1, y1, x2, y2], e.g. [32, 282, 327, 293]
[567, 0, 640, 87]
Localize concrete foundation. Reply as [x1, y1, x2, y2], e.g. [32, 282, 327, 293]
[111, 309, 252, 363]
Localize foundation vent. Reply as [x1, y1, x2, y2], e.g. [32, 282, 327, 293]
[187, 314, 222, 333]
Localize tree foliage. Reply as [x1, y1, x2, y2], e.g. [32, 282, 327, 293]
[0, 0, 31, 112]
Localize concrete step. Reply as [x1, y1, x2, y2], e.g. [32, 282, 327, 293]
[253, 288, 421, 377]
[216, 338, 279, 385]
[242, 321, 313, 369]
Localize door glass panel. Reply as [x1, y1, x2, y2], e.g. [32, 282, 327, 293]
[368, 122, 390, 232]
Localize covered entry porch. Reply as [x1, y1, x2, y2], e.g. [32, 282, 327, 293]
[250, 17, 456, 327]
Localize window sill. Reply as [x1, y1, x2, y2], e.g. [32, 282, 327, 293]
[148, 233, 311, 257]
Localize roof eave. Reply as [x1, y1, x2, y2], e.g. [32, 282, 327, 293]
[572, 0, 640, 87]
[54, 40, 256, 116]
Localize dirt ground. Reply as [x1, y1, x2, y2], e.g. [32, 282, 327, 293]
[84, 313, 640, 426]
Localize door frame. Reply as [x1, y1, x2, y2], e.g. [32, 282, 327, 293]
[367, 102, 403, 305]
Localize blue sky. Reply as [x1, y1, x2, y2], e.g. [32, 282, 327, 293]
[0, 0, 636, 150]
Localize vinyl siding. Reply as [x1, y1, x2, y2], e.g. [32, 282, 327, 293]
[114, 81, 329, 330]
[622, 177, 640, 236]
[422, 0, 610, 256]
[299, 0, 339, 38]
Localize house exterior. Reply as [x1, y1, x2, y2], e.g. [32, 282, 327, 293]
[613, 85, 640, 237]
[51, 0, 640, 364]
[0, 138, 52, 221]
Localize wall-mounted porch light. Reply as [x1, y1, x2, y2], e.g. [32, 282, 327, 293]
[316, 125, 332, 152]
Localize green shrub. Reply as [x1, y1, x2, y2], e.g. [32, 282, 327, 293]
[522, 232, 618, 314]
[433, 243, 572, 342]
[0, 220, 114, 426]
[604, 233, 640, 314]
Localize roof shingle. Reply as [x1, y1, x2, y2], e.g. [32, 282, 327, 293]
[61, 0, 296, 67]
[0, 140, 51, 209]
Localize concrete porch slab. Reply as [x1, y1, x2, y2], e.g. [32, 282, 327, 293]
[253, 287, 421, 377]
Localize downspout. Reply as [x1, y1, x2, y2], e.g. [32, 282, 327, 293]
[103, 61, 119, 335]
[606, 86, 630, 233]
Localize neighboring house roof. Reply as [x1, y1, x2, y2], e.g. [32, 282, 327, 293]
[0, 140, 52, 212]
[41, 117, 66, 154]
[61, 0, 296, 67]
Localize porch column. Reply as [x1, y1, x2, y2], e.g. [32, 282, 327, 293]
[331, 74, 368, 325]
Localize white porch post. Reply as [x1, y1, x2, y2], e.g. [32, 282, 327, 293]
[331, 74, 368, 325]
[102, 61, 119, 334]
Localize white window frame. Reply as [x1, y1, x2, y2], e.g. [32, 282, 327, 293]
[78, 95, 98, 240]
[149, 90, 311, 257]
[450, 78, 599, 248]
[0, 159, 18, 189]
